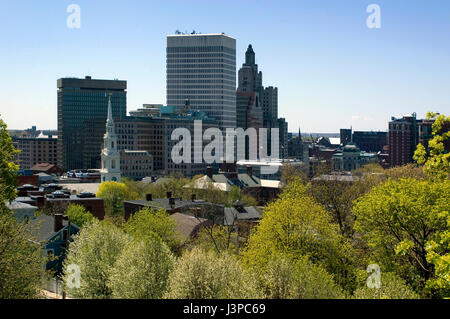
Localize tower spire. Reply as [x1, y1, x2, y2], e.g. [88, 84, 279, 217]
[245, 44, 255, 66]
[106, 93, 113, 125]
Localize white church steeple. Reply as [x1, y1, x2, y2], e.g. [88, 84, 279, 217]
[100, 93, 121, 182]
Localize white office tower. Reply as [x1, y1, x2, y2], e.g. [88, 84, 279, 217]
[100, 94, 121, 182]
[166, 33, 236, 131]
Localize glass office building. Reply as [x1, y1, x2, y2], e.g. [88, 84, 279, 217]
[57, 76, 127, 171]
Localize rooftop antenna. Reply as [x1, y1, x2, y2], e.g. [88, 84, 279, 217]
[350, 126, 353, 143]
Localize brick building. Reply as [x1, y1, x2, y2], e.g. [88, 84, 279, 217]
[388, 113, 421, 167]
[15, 133, 58, 169]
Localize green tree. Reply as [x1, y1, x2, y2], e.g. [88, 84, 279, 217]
[62, 220, 131, 298]
[0, 117, 19, 206]
[191, 225, 238, 255]
[109, 237, 174, 299]
[258, 253, 345, 299]
[0, 211, 45, 298]
[164, 248, 262, 299]
[414, 112, 450, 180]
[227, 185, 257, 207]
[0, 118, 44, 298]
[353, 178, 450, 297]
[96, 181, 138, 216]
[123, 208, 180, 252]
[353, 272, 419, 299]
[424, 209, 450, 297]
[65, 203, 94, 228]
[242, 178, 356, 292]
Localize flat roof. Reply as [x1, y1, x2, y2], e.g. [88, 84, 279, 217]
[167, 33, 235, 39]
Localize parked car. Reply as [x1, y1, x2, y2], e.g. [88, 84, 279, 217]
[48, 190, 70, 199]
[77, 191, 96, 198]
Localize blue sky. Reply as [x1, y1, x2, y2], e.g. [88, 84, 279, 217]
[0, 0, 449, 132]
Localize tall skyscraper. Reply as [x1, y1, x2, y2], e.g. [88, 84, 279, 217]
[388, 113, 421, 167]
[166, 33, 236, 130]
[57, 76, 127, 171]
[278, 118, 288, 159]
[236, 44, 282, 158]
[261, 86, 278, 131]
[236, 45, 263, 159]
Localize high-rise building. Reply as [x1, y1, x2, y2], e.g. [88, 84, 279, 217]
[278, 118, 288, 159]
[100, 95, 121, 182]
[166, 33, 236, 130]
[261, 86, 278, 130]
[236, 45, 264, 159]
[388, 113, 421, 167]
[352, 131, 387, 153]
[340, 128, 352, 146]
[115, 106, 219, 178]
[57, 76, 127, 171]
[237, 45, 262, 93]
[236, 44, 282, 158]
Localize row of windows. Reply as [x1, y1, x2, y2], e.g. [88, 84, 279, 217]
[168, 85, 236, 91]
[167, 52, 235, 59]
[167, 46, 235, 55]
[167, 96, 236, 103]
[167, 63, 235, 70]
[167, 74, 235, 80]
[167, 98, 235, 105]
[167, 58, 235, 64]
[167, 79, 235, 85]
[167, 89, 234, 95]
[167, 69, 236, 76]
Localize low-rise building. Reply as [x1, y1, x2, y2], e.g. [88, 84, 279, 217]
[331, 143, 378, 171]
[45, 195, 105, 220]
[26, 214, 80, 273]
[120, 150, 153, 180]
[31, 163, 63, 176]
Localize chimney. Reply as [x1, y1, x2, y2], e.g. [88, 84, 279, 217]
[36, 196, 45, 209]
[246, 166, 253, 177]
[166, 191, 172, 199]
[146, 194, 152, 202]
[54, 214, 64, 232]
[206, 166, 213, 178]
[191, 194, 196, 202]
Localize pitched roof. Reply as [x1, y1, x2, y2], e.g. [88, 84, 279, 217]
[6, 200, 38, 211]
[224, 206, 262, 226]
[26, 215, 79, 242]
[169, 213, 208, 242]
[31, 163, 57, 171]
[125, 198, 194, 210]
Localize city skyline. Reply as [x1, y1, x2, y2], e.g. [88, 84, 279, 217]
[1, 0, 450, 132]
